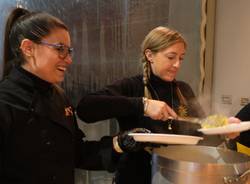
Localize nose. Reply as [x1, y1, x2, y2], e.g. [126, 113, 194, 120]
[64, 54, 73, 65]
[172, 59, 181, 68]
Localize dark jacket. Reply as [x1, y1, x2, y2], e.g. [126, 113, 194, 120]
[228, 103, 250, 149]
[0, 67, 119, 184]
[77, 74, 206, 184]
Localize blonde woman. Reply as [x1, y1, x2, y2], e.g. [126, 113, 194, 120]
[77, 26, 205, 184]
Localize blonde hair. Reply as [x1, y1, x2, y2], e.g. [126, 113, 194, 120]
[141, 26, 187, 101]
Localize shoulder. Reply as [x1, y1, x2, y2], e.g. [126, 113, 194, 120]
[236, 103, 250, 121]
[0, 78, 19, 102]
[0, 77, 32, 110]
[116, 75, 143, 90]
[0, 77, 14, 91]
[240, 103, 250, 111]
[112, 75, 142, 85]
[99, 75, 143, 96]
[105, 74, 143, 90]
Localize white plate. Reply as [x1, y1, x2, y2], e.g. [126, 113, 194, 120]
[128, 133, 203, 145]
[198, 121, 250, 135]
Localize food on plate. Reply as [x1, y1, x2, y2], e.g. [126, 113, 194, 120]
[200, 114, 228, 129]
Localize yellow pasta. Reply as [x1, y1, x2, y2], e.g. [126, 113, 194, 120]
[201, 114, 228, 129]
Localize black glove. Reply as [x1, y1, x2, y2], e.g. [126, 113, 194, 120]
[117, 128, 151, 152]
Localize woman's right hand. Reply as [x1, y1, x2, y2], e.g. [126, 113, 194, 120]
[144, 99, 177, 121]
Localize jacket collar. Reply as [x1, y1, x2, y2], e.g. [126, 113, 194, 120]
[4, 67, 74, 134]
[9, 66, 53, 94]
[149, 73, 177, 88]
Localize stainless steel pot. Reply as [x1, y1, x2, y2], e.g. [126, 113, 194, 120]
[151, 145, 250, 184]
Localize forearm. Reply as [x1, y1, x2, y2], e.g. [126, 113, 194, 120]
[76, 136, 121, 172]
[76, 95, 143, 123]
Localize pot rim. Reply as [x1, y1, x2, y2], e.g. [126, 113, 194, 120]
[152, 145, 250, 175]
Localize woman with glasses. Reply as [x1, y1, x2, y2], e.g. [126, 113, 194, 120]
[0, 7, 148, 184]
[77, 26, 208, 184]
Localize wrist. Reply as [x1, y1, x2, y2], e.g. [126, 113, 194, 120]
[142, 97, 149, 115]
[113, 136, 123, 153]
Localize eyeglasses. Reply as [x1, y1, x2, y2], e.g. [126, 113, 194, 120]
[38, 41, 73, 59]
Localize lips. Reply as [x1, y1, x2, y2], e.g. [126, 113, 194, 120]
[168, 70, 177, 76]
[57, 66, 67, 72]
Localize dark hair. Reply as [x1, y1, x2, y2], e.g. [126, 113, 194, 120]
[3, 8, 68, 76]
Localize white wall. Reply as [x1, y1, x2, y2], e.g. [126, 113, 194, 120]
[168, 0, 202, 95]
[212, 0, 250, 116]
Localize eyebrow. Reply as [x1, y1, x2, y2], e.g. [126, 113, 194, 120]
[166, 52, 185, 55]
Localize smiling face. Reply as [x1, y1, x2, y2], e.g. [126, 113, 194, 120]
[21, 28, 72, 84]
[145, 42, 186, 82]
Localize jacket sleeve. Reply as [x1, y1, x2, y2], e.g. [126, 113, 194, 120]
[0, 103, 12, 177]
[76, 77, 144, 123]
[234, 104, 250, 148]
[74, 126, 120, 172]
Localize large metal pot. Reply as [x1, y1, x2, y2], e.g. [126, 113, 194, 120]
[152, 145, 250, 184]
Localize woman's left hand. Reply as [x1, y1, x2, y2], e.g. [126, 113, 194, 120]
[113, 128, 151, 153]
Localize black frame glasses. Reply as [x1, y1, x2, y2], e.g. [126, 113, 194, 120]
[38, 41, 73, 59]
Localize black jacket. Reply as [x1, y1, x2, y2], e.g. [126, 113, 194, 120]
[0, 67, 119, 184]
[77, 74, 206, 184]
[229, 103, 250, 149]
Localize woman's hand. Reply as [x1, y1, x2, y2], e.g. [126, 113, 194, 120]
[113, 128, 151, 153]
[144, 99, 177, 121]
[225, 117, 241, 139]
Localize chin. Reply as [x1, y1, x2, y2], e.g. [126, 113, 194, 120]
[51, 78, 64, 84]
[163, 76, 174, 82]
[56, 79, 64, 83]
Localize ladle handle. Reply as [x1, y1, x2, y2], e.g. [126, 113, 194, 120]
[223, 169, 250, 184]
[168, 116, 201, 124]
